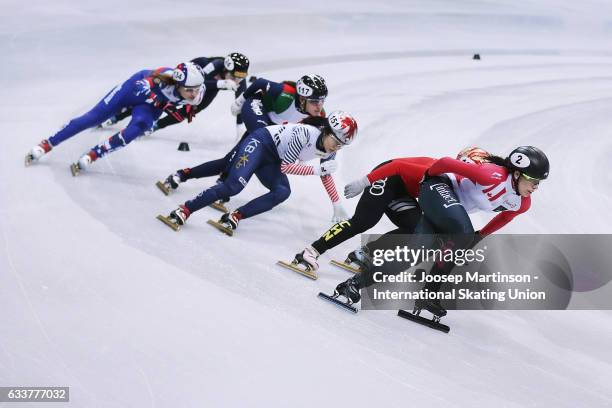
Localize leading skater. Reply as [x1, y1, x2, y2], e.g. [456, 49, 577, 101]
[322, 146, 550, 321]
[25, 62, 205, 175]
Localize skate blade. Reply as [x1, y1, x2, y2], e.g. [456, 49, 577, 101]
[156, 215, 180, 231]
[209, 201, 229, 213]
[70, 163, 80, 177]
[276, 260, 318, 280]
[397, 310, 450, 333]
[330, 260, 361, 274]
[155, 181, 170, 196]
[24, 154, 34, 167]
[318, 292, 358, 313]
[207, 219, 233, 236]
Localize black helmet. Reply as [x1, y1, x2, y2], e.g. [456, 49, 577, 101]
[224, 52, 250, 77]
[296, 74, 328, 100]
[507, 146, 550, 180]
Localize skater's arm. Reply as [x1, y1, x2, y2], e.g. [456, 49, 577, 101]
[280, 126, 316, 175]
[243, 78, 281, 99]
[428, 157, 503, 185]
[480, 197, 531, 235]
[321, 174, 340, 203]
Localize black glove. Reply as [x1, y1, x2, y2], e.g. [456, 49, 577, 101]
[186, 104, 197, 123]
[162, 103, 185, 122]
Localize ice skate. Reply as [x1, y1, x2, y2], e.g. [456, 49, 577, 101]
[70, 151, 97, 176]
[318, 275, 362, 313]
[397, 298, 450, 333]
[157, 205, 190, 231]
[25, 139, 52, 166]
[156, 173, 182, 196]
[96, 116, 118, 130]
[330, 246, 371, 274]
[207, 210, 241, 236]
[276, 246, 319, 280]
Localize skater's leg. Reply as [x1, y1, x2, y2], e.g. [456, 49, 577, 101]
[86, 104, 161, 160]
[183, 131, 271, 214]
[47, 73, 147, 147]
[311, 175, 405, 255]
[48, 87, 126, 147]
[235, 164, 290, 219]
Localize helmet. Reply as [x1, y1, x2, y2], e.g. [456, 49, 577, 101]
[457, 147, 490, 164]
[224, 53, 249, 77]
[172, 62, 204, 88]
[327, 111, 358, 145]
[296, 74, 328, 100]
[507, 146, 550, 180]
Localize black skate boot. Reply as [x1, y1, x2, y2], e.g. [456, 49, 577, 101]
[414, 299, 447, 318]
[347, 247, 372, 270]
[330, 246, 372, 274]
[318, 275, 363, 313]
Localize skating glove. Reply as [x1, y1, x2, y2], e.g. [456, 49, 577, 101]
[162, 103, 185, 122]
[331, 202, 349, 223]
[217, 79, 239, 92]
[231, 95, 246, 116]
[344, 176, 371, 198]
[314, 160, 337, 176]
[186, 105, 197, 123]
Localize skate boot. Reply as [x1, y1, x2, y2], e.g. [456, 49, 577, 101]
[156, 172, 182, 195]
[334, 275, 362, 305]
[414, 298, 447, 318]
[346, 246, 373, 270]
[170, 205, 190, 226]
[156, 205, 190, 231]
[96, 116, 119, 129]
[70, 151, 98, 176]
[293, 246, 320, 272]
[25, 139, 52, 166]
[207, 210, 242, 236]
[318, 275, 363, 313]
[219, 210, 242, 231]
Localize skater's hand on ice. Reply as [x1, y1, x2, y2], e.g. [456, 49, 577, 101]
[217, 79, 238, 92]
[314, 160, 337, 176]
[231, 95, 246, 116]
[331, 202, 349, 223]
[344, 176, 371, 198]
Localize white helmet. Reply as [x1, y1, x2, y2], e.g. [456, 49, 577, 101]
[327, 111, 358, 145]
[172, 62, 204, 88]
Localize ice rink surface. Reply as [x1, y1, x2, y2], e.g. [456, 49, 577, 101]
[1, 1, 612, 406]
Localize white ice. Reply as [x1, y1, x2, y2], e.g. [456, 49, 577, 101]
[1, 1, 612, 407]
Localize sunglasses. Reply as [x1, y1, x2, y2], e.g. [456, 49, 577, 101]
[521, 173, 542, 186]
[306, 97, 325, 105]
